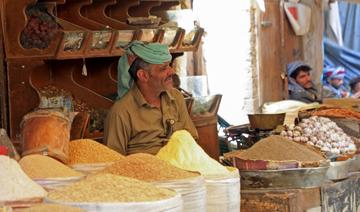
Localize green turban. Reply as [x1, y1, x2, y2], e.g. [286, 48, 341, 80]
[117, 41, 172, 99]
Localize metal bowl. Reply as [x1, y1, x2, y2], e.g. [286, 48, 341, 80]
[326, 159, 352, 180]
[350, 154, 360, 172]
[240, 166, 329, 189]
[247, 113, 286, 130]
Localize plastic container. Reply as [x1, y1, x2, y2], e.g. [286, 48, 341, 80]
[153, 176, 206, 212]
[205, 167, 240, 212]
[326, 160, 352, 180]
[45, 193, 183, 212]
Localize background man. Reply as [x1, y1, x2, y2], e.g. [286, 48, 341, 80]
[322, 66, 349, 98]
[349, 77, 360, 98]
[104, 41, 198, 155]
[287, 61, 322, 103]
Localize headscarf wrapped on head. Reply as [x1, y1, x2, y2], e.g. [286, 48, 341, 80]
[323, 66, 345, 81]
[287, 60, 313, 92]
[117, 41, 172, 99]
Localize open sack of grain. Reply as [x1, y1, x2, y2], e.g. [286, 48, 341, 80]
[45, 174, 183, 212]
[68, 139, 124, 174]
[0, 155, 47, 207]
[15, 203, 85, 212]
[100, 153, 206, 212]
[157, 130, 240, 212]
[205, 167, 240, 212]
[19, 154, 84, 191]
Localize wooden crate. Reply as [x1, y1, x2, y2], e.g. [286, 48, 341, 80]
[241, 187, 321, 212]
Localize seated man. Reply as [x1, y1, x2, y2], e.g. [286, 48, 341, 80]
[287, 61, 322, 103]
[322, 66, 349, 98]
[104, 41, 198, 155]
[349, 77, 360, 98]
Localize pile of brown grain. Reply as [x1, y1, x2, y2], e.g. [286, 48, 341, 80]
[19, 154, 83, 179]
[101, 153, 199, 182]
[16, 204, 85, 212]
[68, 139, 124, 165]
[47, 174, 176, 202]
[235, 135, 325, 162]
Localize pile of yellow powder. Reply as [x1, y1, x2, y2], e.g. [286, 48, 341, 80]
[68, 139, 124, 165]
[157, 130, 229, 176]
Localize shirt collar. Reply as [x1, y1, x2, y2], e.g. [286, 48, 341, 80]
[131, 84, 176, 107]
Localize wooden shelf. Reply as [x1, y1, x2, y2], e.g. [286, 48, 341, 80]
[1, 0, 205, 141]
[2, 0, 61, 59]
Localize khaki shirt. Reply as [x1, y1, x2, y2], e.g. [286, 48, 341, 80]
[104, 84, 198, 155]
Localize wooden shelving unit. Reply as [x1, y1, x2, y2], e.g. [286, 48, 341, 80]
[0, 0, 204, 143]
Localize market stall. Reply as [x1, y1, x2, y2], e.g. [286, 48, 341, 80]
[223, 100, 360, 212]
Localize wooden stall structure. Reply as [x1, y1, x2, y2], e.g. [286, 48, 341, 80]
[0, 0, 205, 151]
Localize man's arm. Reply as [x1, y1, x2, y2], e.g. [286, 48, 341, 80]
[175, 91, 199, 140]
[103, 110, 130, 155]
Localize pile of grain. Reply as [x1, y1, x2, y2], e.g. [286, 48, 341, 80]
[47, 174, 176, 202]
[17, 204, 85, 212]
[0, 155, 47, 202]
[101, 153, 199, 182]
[235, 135, 325, 162]
[68, 139, 124, 165]
[19, 154, 83, 179]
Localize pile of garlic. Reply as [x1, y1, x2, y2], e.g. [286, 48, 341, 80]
[280, 116, 356, 155]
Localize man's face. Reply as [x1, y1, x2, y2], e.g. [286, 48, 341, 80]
[147, 62, 174, 92]
[354, 83, 360, 93]
[295, 70, 313, 89]
[330, 78, 343, 89]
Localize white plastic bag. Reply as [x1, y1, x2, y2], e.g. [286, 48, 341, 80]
[153, 176, 206, 212]
[34, 176, 85, 191]
[45, 193, 183, 212]
[205, 167, 241, 212]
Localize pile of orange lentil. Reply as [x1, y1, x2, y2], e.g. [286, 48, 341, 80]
[101, 153, 199, 182]
[311, 108, 360, 120]
[68, 139, 124, 165]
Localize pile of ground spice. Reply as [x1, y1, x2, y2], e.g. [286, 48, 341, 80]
[101, 153, 199, 182]
[235, 135, 325, 162]
[0, 155, 47, 202]
[68, 139, 124, 165]
[19, 154, 83, 179]
[47, 174, 176, 202]
[17, 204, 85, 212]
[311, 108, 360, 120]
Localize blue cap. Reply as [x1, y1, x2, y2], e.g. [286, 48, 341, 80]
[287, 61, 312, 77]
